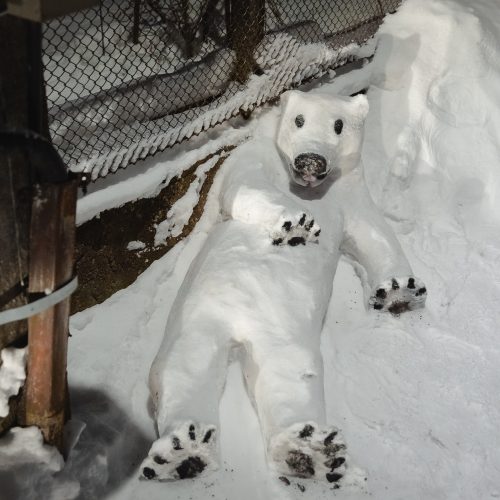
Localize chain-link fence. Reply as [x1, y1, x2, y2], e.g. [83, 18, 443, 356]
[43, 0, 400, 181]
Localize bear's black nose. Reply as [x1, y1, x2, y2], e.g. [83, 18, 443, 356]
[143, 467, 157, 479]
[294, 153, 327, 173]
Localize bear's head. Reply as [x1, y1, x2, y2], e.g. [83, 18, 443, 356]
[276, 90, 369, 188]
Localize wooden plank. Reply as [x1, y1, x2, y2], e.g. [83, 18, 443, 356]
[23, 178, 77, 451]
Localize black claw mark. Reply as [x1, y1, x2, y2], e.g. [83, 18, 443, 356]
[279, 476, 291, 486]
[324, 431, 338, 447]
[297, 483, 306, 492]
[325, 457, 345, 469]
[273, 238, 283, 246]
[326, 472, 343, 483]
[176, 456, 206, 479]
[298, 213, 306, 226]
[388, 301, 410, 315]
[143, 467, 157, 479]
[286, 451, 315, 477]
[288, 237, 306, 247]
[391, 278, 400, 290]
[282, 221, 292, 231]
[202, 429, 213, 443]
[374, 303, 383, 310]
[416, 287, 427, 296]
[172, 437, 183, 450]
[407, 278, 415, 289]
[153, 455, 167, 465]
[299, 425, 314, 439]
[376, 288, 387, 299]
[305, 219, 314, 231]
[314, 229, 321, 237]
[189, 425, 196, 441]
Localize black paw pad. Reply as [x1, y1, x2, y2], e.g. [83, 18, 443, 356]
[202, 429, 213, 443]
[376, 288, 387, 299]
[314, 229, 321, 237]
[189, 425, 196, 441]
[153, 455, 168, 465]
[286, 450, 315, 477]
[298, 213, 306, 226]
[143, 467, 157, 479]
[407, 278, 415, 289]
[324, 457, 345, 469]
[299, 424, 314, 439]
[373, 303, 383, 310]
[282, 221, 292, 231]
[391, 279, 400, 290]
[305, 219, 315, 231]
[176, 456, 206, 479]
[288, 237, 306, 247]
[388, 301, 410, 315]
[323, 431, 338, 446]
[172, 436, 183, 450]
[273, 238, 283, 246]
[326, 472, 343, 483]
[416, 287, 426, 296]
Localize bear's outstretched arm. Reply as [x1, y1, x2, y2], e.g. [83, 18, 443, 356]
[340, 178, 427, 313]
[220, 157, 320, 246]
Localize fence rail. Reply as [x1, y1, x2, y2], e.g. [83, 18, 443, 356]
[43, 0, 400, 180]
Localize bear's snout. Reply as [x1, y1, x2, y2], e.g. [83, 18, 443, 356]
[294, 153, 327, 175]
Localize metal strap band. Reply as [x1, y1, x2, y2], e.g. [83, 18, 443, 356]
[0, 276, 78, 326]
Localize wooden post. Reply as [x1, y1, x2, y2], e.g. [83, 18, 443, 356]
[1, 8, 77, 450]
[24, 178, 77, 451]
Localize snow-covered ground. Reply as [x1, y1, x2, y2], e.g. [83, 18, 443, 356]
[3, 0, 500, 498]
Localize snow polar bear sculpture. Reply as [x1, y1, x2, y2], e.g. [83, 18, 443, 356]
[140, 91, 427, 483]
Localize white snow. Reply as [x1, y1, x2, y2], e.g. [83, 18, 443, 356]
[4, 0, 500, 498]
[126, 240, 146, 251]
[154, 155, 220, 244]
[0, 347, 27, 418]
[0, 426, 80, 500]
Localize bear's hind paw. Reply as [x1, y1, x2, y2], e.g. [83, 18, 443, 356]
[271, 213, 321, 247]
[269, 422, 347, 484]
[370, 276, 427, 315]
[140, 421, 218, 481]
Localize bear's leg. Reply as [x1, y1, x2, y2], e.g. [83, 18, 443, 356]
[242, 342, 347, 484]
[140, 326, 231, 481]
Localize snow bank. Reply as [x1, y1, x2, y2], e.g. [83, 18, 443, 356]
[0, 426, 79, 500]
[0, 347, 27, 417]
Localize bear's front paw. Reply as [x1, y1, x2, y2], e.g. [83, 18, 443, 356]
[271, 213, 321, 247]
[370, 276, 427, 315]
[140, 421, 218, 481]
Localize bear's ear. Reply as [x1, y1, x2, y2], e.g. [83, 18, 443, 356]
[280, 90, 293, 108]
[349, 94, 369, 122]
[280, 90, 303, 110]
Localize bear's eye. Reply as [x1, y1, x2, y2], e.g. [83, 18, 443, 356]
[295, 114, 305, 128]
[334, 119, 343, 135]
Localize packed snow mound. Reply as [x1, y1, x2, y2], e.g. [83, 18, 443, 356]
[0, 347, 27, 417]
[0, 427, 80, 500]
